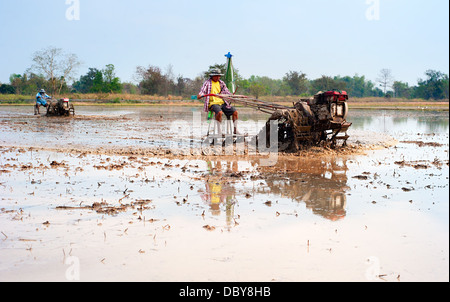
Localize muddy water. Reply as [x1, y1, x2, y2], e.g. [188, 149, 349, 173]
[0, 106, 448, 282]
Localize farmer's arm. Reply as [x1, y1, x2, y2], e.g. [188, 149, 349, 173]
[220, 80, 231, 95]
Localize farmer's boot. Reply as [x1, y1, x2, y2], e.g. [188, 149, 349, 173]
[35, 104, 39, 115]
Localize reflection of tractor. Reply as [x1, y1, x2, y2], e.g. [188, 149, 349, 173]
[46, 98, 75, 116]
[258, 157, 350, 221]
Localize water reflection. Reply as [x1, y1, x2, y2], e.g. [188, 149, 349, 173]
[348, 110, 449, 134]
[257, 158, 350, 221]
[200, 158, 350, 222]
[200, 161, 237, 228]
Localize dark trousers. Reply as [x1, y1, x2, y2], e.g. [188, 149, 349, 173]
[210, 104, 236, 119]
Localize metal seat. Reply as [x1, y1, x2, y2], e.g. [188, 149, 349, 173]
[206, 111, 234, 138]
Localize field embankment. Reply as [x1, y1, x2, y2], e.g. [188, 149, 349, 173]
[0, 93, 448, 110]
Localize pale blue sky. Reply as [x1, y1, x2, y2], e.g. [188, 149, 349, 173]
[0, 0, 448, 86]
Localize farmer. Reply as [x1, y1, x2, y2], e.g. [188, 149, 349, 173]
[198, 69, 241, 135]
[35, 89, 51, 115]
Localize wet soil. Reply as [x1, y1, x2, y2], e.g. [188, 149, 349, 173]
[0, 106, 448, 282]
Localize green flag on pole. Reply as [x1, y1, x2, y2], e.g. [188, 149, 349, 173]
[224, 52, 236, 94]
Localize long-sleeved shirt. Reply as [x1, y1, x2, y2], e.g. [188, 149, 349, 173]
[36, 92, 51, 105]
[198, 79, 231, 112]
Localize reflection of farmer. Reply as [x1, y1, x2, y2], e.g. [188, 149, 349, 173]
[198, 69, 241, 135]
[207, 179, 225, 215]
[201, 161, 237, 227]
[35, 89, 51, 115]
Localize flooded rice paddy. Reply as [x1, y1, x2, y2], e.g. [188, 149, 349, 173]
[0, 105, 448, 282]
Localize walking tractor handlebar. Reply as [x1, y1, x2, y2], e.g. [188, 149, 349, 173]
[199, 94, 290, 114]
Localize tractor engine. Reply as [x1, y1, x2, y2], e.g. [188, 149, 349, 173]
[260, 90, 352, 151]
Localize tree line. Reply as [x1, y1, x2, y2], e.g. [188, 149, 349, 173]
[1, 47, 448, 100]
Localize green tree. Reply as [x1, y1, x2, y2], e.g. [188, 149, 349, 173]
[102, 64, 122, 93]
[248, 82, 266, 98]
[415, 70, 449, 100]
[392, 81, 412, 98]
[370, 87, 384, 97]
[310, 75, 346, 94]
[91, 70, 104, 93]
[9, 74, 24, 94]
[73, 65, 122, 93]
[334, 74, 371, 97]
[73, 68, 101, 93]
[248, 76, 285, 96]
[0, 84, 16, 94]
[8, 73, 49, 95]
[235, 78, 250, 95]
[283, 71, 308, 95]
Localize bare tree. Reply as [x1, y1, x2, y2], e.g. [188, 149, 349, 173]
[163, 64, 175, 96]
[30, 47, 82, 95]
[377, 68, 394, 95]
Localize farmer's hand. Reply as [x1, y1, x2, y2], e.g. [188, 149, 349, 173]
[197, 94, 204, 99]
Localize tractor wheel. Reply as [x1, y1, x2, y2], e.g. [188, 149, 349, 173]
[69, 104, 75, 116]
[46, 104, 53, 116]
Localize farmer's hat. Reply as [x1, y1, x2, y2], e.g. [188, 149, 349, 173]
[209, 69, 223, 77]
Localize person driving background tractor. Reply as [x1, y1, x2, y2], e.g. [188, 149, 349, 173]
[35, 89, 51, 115]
